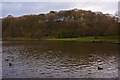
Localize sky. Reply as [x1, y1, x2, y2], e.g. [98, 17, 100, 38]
[1, 0, 119, 18]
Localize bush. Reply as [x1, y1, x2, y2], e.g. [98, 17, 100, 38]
[57, 30, 78, 38]
[57, 31, 65, 38]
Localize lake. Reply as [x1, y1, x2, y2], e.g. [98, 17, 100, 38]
[2, 41, 118, 78]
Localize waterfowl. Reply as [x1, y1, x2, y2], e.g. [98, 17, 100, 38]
[98, 67, 103, 70]
[9, 63, 12, 66]
[5, 58, 9, 61]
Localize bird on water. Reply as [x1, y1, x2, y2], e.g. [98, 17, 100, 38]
[98, 67, 103, 70]
[9, 63, 12, 66]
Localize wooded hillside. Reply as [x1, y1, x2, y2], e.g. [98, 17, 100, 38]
[2, 9, 119, 38]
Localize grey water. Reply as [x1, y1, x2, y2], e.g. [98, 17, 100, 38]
[2, 41, 118, 78]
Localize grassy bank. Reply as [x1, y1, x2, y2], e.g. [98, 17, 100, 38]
[44, 35, 120, 43]
[2, 35, 120, 43]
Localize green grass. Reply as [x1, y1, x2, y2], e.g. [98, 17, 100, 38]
[45, 37, 94, 42]
[95, 36, 119, 42]
[43, 35, 120, 43]
[2, 35, 120, 43]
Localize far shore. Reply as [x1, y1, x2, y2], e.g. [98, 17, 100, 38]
[2, 35, 120, 44]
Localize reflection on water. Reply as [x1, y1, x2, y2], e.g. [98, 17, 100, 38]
[2, 41, 118, 78]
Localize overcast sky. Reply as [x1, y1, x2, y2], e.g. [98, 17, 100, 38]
[1, 0, 119, 18]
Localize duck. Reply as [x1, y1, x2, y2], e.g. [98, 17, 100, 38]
[98, 67, 103, 70]
[5, 58, 9, 61]
[9, 63, 12, 66]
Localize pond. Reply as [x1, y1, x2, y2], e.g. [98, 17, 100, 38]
[2, 41, 118, 78]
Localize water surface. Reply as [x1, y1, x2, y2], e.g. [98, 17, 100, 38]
[2, 41, 118, 78]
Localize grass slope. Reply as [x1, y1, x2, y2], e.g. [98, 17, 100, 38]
[44, 35, 120, 43]
[2, 35, 120, 43]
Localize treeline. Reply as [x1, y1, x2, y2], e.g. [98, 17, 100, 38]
[2, 9, 119, 38]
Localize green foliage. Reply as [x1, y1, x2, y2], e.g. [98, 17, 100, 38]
[57, 31, 65, 38]
[57, 30, 78, 38]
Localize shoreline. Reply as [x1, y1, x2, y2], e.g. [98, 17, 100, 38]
[2, 35, 120, 44]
